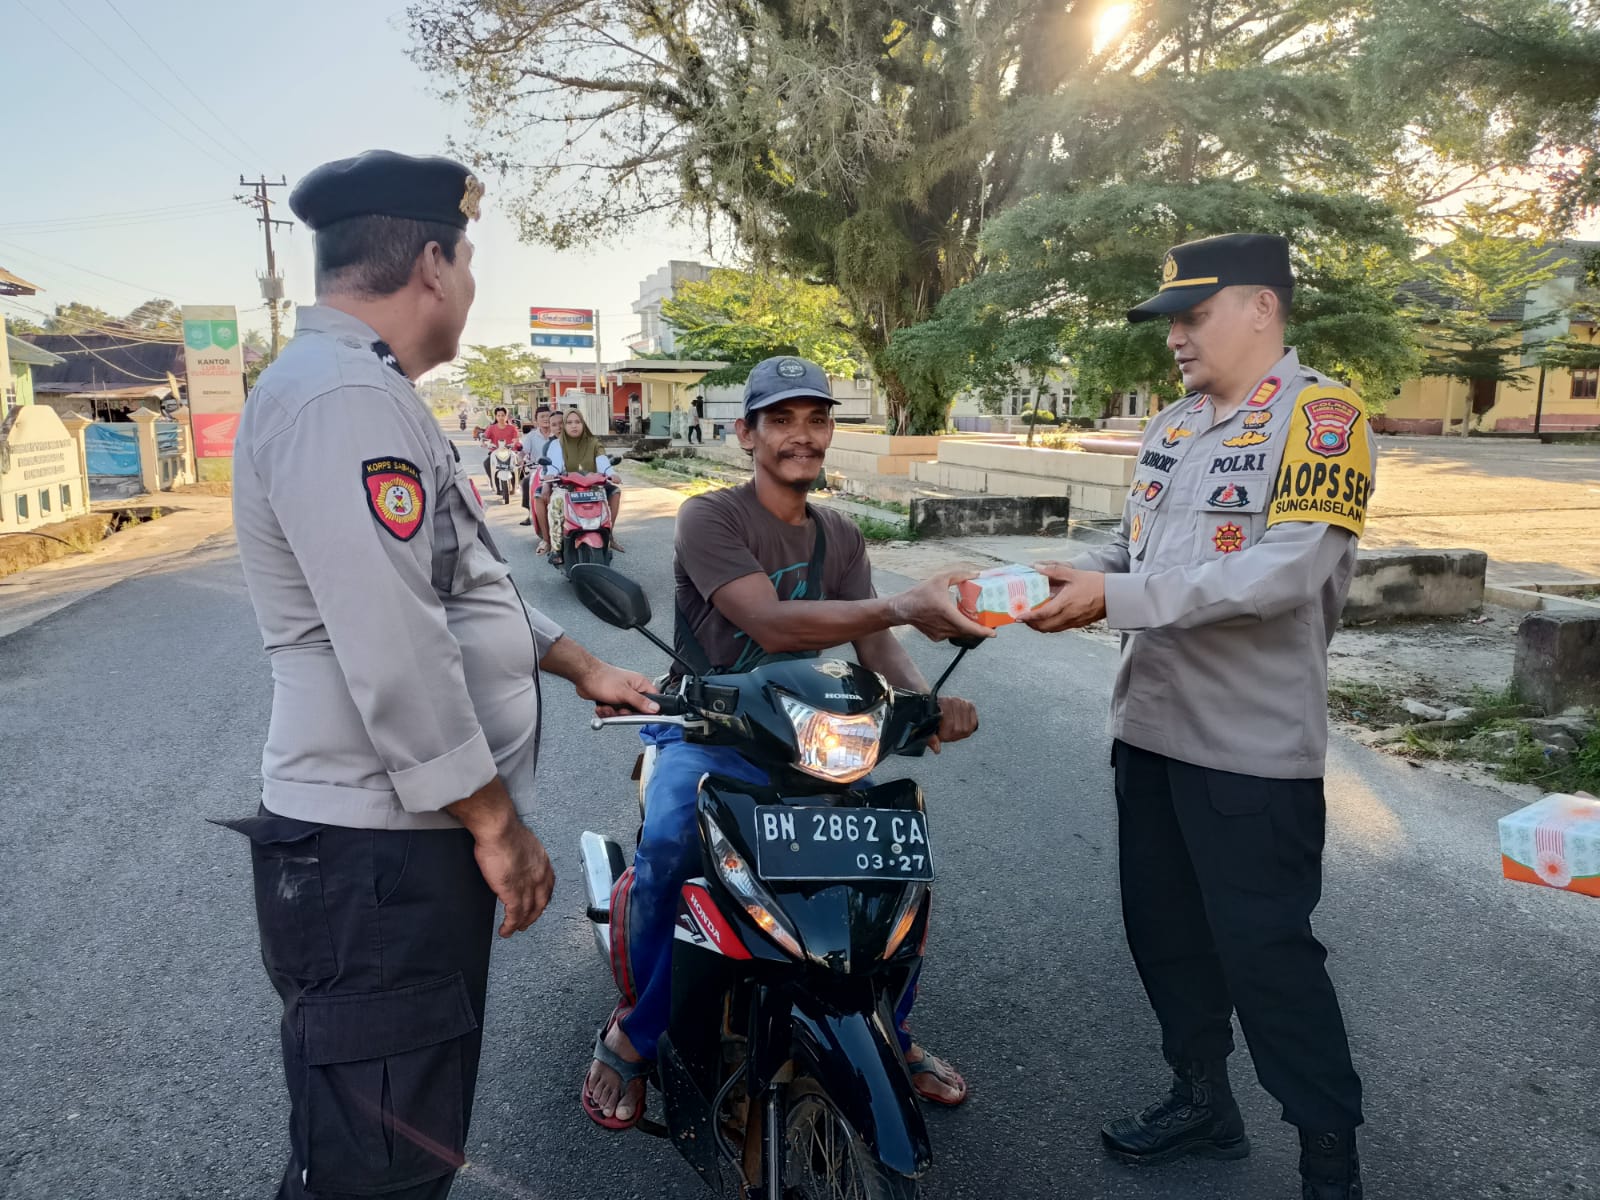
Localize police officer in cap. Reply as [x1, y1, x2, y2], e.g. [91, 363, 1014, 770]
[1023, 234, 1374, 1199]
[227, 150, 659, 1199]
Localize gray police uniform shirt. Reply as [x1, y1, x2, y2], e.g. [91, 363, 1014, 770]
[233, 306, 564, 830]
[1068, 348, 1377, 779]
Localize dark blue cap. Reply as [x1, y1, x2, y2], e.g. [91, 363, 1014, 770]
[290, 150, 484, 232]
[742, 356, 836, 416]
[1128, 233, 1293, 323]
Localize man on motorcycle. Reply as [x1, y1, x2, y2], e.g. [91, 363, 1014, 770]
[482, 405, 521, 480]
[521, 405, 556, 532]
[582, 355, 990, 1130]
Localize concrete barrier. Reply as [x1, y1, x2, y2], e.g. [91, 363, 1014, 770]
[1342, 548, 1487, 623]
[911, 495, 1071, 539]
[1513, 611, 1600, 711]
[911, 440, 1138, 517]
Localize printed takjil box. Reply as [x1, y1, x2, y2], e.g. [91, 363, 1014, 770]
[955, 565, 1051, 629]
[1498, 792, 1600, 898]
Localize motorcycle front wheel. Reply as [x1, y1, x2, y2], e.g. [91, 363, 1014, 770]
[782, 1080, 920, 1200]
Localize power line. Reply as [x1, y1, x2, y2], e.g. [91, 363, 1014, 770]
[13, 0, 231, 169]
[0, 238, 179, 301]
[0, 207, 239, 236]
[99, 0, 269, 166]
[2, 201, 237, 225]
[56, 0, 248, 168]
[4, 301, 185, 345]
[0, 201, 237, 232]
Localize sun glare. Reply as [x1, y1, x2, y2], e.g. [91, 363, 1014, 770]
[1093, 2, 1134, 55]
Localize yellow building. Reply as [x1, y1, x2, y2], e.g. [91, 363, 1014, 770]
[1385, 318, 1598, 434]
[1383, 242, 1599, 435]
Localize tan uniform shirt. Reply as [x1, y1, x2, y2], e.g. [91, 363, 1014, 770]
[233, 306, 563, 830]
[1069, 348, 1377, 779]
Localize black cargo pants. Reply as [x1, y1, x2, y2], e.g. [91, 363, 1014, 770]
[226, 812, 496, 1198]
[1112, 740, 1364, 1132]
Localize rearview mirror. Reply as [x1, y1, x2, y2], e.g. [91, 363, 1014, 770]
[570, 564, 652, 630]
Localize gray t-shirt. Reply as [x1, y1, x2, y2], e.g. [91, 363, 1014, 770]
[674, 482, 874, 674]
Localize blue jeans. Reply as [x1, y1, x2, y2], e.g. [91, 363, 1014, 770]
[617, 723, 919, 1060]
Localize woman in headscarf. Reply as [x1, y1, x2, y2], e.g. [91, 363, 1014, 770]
[541, 407, 623, 562]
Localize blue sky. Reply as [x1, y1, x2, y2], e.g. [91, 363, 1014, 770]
[0, 0, 710, 375]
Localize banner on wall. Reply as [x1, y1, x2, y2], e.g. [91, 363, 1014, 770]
[181, 305, 245, 458]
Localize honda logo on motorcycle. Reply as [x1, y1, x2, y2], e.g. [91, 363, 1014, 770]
[680, 884, 751, 960]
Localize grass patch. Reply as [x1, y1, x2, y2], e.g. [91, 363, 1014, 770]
[0, 512, 115, 578]
[1327, 682, 1418, 727]
[838, 494, 908, 515]
[852, 516, 911, 542]
[1500, 727, 1600, 794]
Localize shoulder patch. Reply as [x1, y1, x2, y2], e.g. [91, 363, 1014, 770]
[363, 457, 427, 541]
[1267, 386, 1372, 537]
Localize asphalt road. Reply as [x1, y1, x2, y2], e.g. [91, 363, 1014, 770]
[2, 433, 1597, 1199]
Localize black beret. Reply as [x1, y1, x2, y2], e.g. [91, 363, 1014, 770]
[1128, 233, 1294, 323]
[289, 150, 484, 232]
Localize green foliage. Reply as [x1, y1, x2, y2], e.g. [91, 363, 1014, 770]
[1403, 206, 1571, 390]
[122, 299, 181, 334]
[899, 180, 1421, 414]
[412, 0, 1600, 433]
[41, 301, 116, 335]
[453, 344, 545, 405]
[1018, 408, 1057, 425]
[660, 269, 863, 384]
[851, 515, 909, 543]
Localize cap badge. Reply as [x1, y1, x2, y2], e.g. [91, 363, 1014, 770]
[459, 174, 484, 221]
[776, 357, 806, 379]
[1162, 253, 1178, 284]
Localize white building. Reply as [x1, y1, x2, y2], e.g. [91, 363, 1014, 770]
[628, 260, 713, 355]
[950, 363, 1155, 421]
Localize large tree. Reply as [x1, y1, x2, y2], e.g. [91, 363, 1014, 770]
[659, 269, 862, 384]
[454, 343, 546, 405]
[410, 0, 1597, 431]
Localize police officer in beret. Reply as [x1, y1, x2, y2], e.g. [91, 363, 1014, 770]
[1023, 234, 1374, 1199]
[226, 150, 659, 1199]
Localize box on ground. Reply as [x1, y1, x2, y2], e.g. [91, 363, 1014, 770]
[1498, 792, 1600, 898]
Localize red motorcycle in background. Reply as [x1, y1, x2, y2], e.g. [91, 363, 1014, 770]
[547, 469, 615, 577]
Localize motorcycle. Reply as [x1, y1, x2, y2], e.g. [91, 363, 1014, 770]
[488, 443, 521, 505]
[459, 412, 468, 431]
[571, 563, 980, 1200]
[542, 460, 614, 576]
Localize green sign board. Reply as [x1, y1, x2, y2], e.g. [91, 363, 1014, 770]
[184, 319, 238, 352]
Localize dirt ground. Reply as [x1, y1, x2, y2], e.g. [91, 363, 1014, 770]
[1363, 436, 1600, 584]
[1328, 606, 1523, 702]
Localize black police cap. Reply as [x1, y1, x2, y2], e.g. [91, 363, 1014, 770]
[289, 150, 484, 232]
[1127, 233, 1293, 323]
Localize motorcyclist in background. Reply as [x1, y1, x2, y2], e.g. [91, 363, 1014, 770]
[482, 405, 521, 480]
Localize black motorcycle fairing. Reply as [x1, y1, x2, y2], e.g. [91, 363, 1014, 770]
[697, 776, 929, 974]
[783, 981, 932, 1179]
[682, 660, 896, 788]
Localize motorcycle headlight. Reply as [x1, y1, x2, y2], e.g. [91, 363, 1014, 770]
[778, 694, 885, 784]
[703, 814, 804, 960]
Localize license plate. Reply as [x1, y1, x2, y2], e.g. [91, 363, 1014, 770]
[568, 489, 604, 503]
[753, 806, 933, 882]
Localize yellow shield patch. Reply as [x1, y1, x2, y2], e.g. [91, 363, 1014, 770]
[1266, 385, 1373, 537]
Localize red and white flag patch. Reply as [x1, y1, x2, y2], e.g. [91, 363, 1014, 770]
[363, 457, 426, 541]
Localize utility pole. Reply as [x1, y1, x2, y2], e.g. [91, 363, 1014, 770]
[236, 176, 291, 359]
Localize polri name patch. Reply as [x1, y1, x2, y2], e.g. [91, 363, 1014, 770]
[363, 457, 427, 541]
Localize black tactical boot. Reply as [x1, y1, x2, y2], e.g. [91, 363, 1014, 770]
[1299, 1129, 1363, 1199]
[1101, 1060, 1250, 1164]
